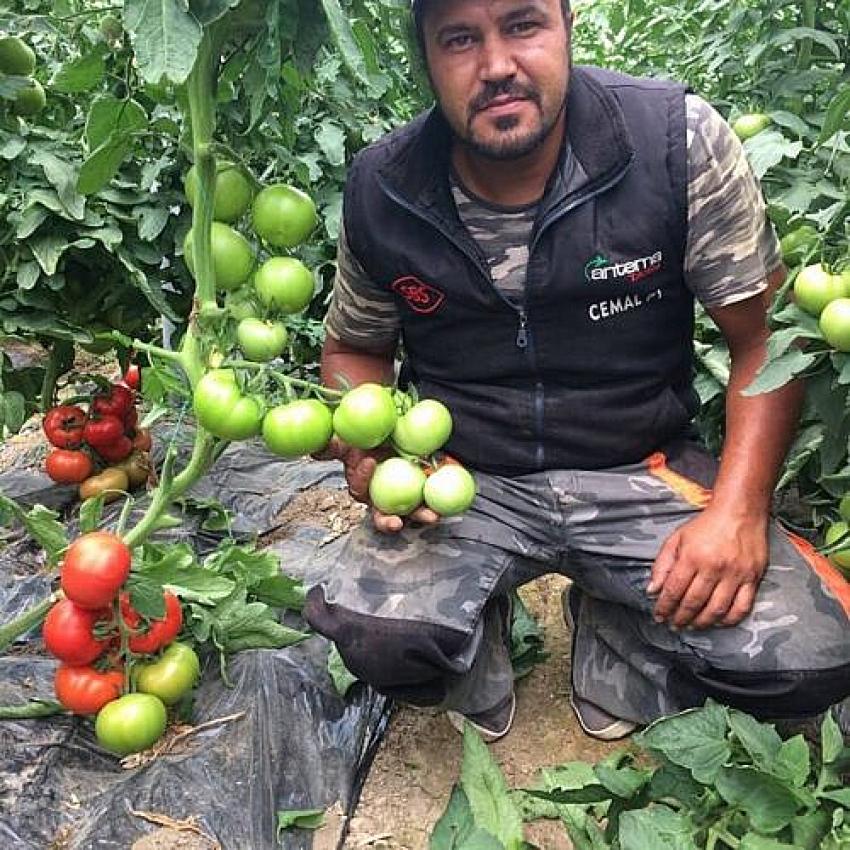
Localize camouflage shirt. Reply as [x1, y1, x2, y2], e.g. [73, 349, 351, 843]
[325, 94, 782, 352]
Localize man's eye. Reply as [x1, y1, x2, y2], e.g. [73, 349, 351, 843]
[508, 20, 540, 35]
[444, 33, 474, 50]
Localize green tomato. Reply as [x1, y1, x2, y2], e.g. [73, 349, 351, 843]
[251, 184, 317, 249]
[732, 113, 770, 140]
[193, 369, 264, 440]
[237, 318, 288, 362]
[393, 399, 453, 457]
[262, 400, 333, 457]
[185, 161, 254, 224]
[779, 225, 818, 263]
[0, 36, 36, 76]
[253, 257, 314, 314]
[794, 264, 844, 317]
[824, 521, 850, 575]
[95, 693, 168, 755]
[819, 297, 850, 352]
[225, 289, 261, 321]
[839, 268, 850, 298]
[135, 643, 200, 706]
[369, 457, 426, 516]
[184, 222, 255, 292]
[13, 79, 46, 117]
[333, 383, 398, 449]
[423, 464, 476, 516]
[839, 494, 850, 523]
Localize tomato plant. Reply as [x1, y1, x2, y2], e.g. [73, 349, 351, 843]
[134, 642, 200, 705]
[42, 600, 112, 665]
[95, 693, 168, 755]
[54, 665, 123, 715]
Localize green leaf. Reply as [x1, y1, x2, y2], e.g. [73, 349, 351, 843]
[77, 133, 135, 195]
[819, 84, 850, 143]
[327, 643, 358, 697]
[29, 233, 70, 276]
[774, 735, 811, 789]
[1, 392, 27, 433]
[85, 95, 148, 151]
[78, 495, 105, 533]
[430, 785, 505, 850]
[138, 547, 235, 605]
[821, 712, 844, 764]
[126, 576, 168, 620]
[619, 806, 698, 850]
[742, 349, 824, 396]
[318, 0, 374, 88]
[738, 833, 805, 850]
[460, 725, 525, 849]
[820, 789, 850, 806]
[315, 121, 346, 167]
[593, 762, 653, 800]
[636, 702, 731, 784]
[509, 592, 547, 679]
[252, 574, 305, 611]
[715, 767, 801, 833]
[136, 205, 171, 241]
[743, 130, 804, 180]
[51, 52, 106, 93]
[30, 150, 86, 220]
[0, 495, 68, 567]
[276, 808, 325, 834]
[124, 0, 203, 84]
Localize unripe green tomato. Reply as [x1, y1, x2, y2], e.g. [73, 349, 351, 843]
[423, 464, 476, 516]
[369, 457, 427, 516]
[226, 289, 261, 321]
[95, 693, 168, 755]
[237, 318, 288, 362]
[185, 161, 254, 223]
[13, 79, 46, 117]
[262, 400, 333, 457]
[732, 113, 770, 141]
[840, 494, 850, 523]
[135, 643, 201, 706]
[779, 225, 818, 263]
[193, 369, 263, 440]
[794, 264, 844, 317]
[332, 383, 398, 449]
[392, 399, 453, 457]
[253, 257, 314, 314]
[824, 521, 850, 575]
[0, 36, 36, 76]
[251, 184, 317, 249]
[819, 298, 850, 352]
[839, 268, 850, 297]
[184, 222, 255, 292]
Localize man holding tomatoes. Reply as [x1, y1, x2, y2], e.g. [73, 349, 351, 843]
[306, 0, 850, 742]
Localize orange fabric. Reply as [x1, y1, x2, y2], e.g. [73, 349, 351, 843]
[785, 530, 850, 620]
[646, 451, 712, 509]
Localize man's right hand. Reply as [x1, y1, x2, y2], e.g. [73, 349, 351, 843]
[316, 436, 440, 533]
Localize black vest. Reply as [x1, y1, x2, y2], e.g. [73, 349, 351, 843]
[344, 66, 698, 476]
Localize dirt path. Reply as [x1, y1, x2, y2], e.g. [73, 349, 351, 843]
[341, 573, 619, 849]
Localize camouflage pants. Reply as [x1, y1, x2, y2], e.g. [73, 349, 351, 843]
[305, 440, 850, 724]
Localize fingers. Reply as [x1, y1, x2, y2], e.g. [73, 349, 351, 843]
[719, 582, 756, 626]
[346, 453, 377, 503]
[647, 532, 679, 596]
[372, 507, 404, 534]
[408, 505, 441, 525]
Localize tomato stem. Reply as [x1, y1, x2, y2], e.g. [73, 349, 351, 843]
[0, 700, 64, 720]
[0, 591, 61, 653]
[219, 360, 344, 399]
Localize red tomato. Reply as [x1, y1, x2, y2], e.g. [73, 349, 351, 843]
[123, 406, 139, 432]
[95, 436, 134, 463]
[122, 364, 141, 391]
[45, 449, 93, 484]
[83, 415, 124, 449]
[43, 405, 86, 449]
[54, 664, 123, 715]
[43, 600, 112, 665]
[90, 384, 134, 419]
[131, 428, 152, 452]
[61, 532, 132, 609]
[120, 591, 183, 653]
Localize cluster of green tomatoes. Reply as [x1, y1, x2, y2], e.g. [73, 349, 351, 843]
[793, 263, 850, 352]
[0, 34, 46, 116]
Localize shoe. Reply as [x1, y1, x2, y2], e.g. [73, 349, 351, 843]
[563, 584, 639, 742]
[447, 691, 516, 743]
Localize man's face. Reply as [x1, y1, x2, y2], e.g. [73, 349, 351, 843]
[421, 0, 571, 161]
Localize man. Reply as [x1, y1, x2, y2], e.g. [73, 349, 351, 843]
[305, 0, 850, 742]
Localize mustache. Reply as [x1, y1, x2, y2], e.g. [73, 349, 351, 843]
[468, 79, 540, 117]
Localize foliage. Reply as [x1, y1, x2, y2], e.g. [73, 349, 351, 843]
[431, 701, 850, 850]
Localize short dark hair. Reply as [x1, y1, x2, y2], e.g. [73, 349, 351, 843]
[412, 0, 572, 53]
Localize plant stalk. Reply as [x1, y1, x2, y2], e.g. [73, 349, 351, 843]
[0, 592, 61, 653]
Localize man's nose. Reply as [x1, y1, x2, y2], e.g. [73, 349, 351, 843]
[478, 36, 517, 81]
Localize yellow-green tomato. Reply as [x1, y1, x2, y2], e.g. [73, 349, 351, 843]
[369, 458, 426, 516]
[423, 464, 476, 516]
[184, 222, 255, 292]
[253, 257, 314, 314]
[732, 113, 770, 140]
[824, 521, 850, 575]
[135, 643, 201, 706]
[794, 264, 844, 317]
[262, 400, 333, 457]
[95, 693, 168, 755]
[819, 297, 850, 352]
[185, 161, 253, 223]
[237, 318, 288, 362]
[333, 383, 398, 449]
[251, 184, 317, 249]
[393, 399, 453, 457]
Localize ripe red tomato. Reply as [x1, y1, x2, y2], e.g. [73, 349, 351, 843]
[95, 435, 134, 463]
[83, 415, 125, 449]
[43, 405, 86, 449]
[120, 591, 183, 653]
[122, 364, 141, 391]
[61, 532, 132, 609]
[90, 384, 134, 419]
[43, 600, 112, 665]
[54, 664, 123, 715]
[45, 449, 93, 484]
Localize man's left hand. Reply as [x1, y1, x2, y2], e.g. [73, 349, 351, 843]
[647, 508, 769, 630]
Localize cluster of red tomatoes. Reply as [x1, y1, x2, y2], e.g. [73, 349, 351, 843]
[42, 367, 152, 502]
[43, 531, 199, 755]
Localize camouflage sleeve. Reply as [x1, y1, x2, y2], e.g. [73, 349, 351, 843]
[324, 218, 401, 353]
[684, 94, 782, 308]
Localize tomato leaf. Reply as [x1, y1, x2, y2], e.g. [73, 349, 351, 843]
[85, 95, 148, 152]
[430, 785, 505, 850]
[327, 643, 358, 697]
[51, 51, 106, 94]
[618, 806, 697, 850]
[78, 494, 105, 534]
[0, 495, 68, 567]
[275, 808, 325, 834]
[77, 133, 135, 196]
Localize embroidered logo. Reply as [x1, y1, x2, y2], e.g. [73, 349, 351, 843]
[584, 251, 663, 284]
[391, 276, 446, 315]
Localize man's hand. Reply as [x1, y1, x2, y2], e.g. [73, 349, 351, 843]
[316, 436, 440, 533]
[647, 507, 769, 630]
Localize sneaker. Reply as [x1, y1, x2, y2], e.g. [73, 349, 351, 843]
[446, 691, 516, 743]
[563, 584, 639, 742]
